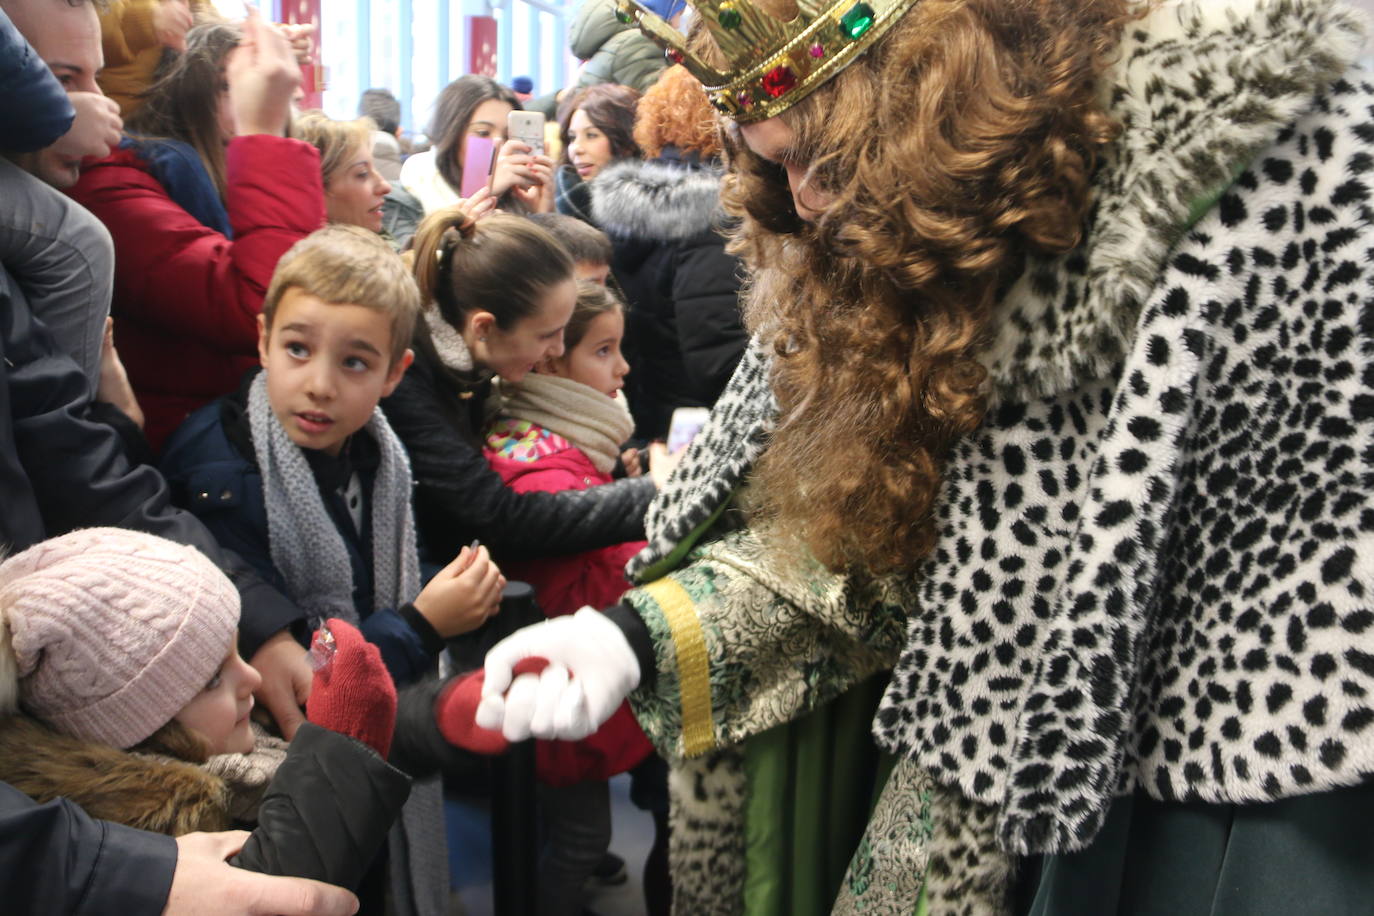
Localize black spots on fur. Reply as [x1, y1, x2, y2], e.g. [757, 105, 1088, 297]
[1262, 157, 1294, 184]
[1314, 127, 1337, 162]
[1095, 500, 1133, 527]
[1341, 707, 1374, 733]
[1343, 610, 1374, 634]
[1173, 253, 1219, 281]
[1319, 738, 1347, 770]
[1266, 683, 1294, 714]
[1300, 168, 1318, 196]
[1348, 150, 1374, 174]
[1303, 695, 1328, 727]
[1159, 387, 1189, 414]
[1161, 286, 1190, 318]
[1323, 260, 1361, 293]
[1250, 245, 1277, 268]
[1218, 192, 1247, 227]
[1128, 415, 1162, 443]
[1320, 546, 1356, 584]
[1263, 205, 1288, 232]
[1002, 444, 1026, 476]
[1331, 178, 1370, 206]
[1253, 732, 1282, 758]
[1345, 648, 1374, 679]
[1146, 335, 1170, 366]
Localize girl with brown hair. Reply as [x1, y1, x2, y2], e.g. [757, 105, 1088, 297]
[399, 74, 556, 215]
[553, 82, 642, 221]
[481, 0, 1374, 912]
[380, 207, 660, 581]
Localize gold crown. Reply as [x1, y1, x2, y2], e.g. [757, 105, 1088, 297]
[616, 0, 919, 123]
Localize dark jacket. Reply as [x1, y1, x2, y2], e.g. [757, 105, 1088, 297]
[380, 341, 655, 566]
[0, 8, 74, 152]
[0, 266, 299, 659]
[160, 371, 446, 686]
[0, 714, 409, 897]
[590, 151, 749, 440]
[0, 780, 175, 915]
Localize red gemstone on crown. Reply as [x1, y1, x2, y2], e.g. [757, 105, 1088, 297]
[666, 48, 684, 64]
[809, 43, 825, 58]
[761, 65, 797, 98]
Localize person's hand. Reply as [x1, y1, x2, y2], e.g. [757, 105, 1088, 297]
[152, 0, 193, 52]
[47, 91, 123, 164]
[275, 22, 317, 66]
[226, 10, 301, 137]
[476, 607, 640, 741]
[648, 441, 682, 489]
[490, 138, 555, 200]
[305, 620, 396, 758]
[249, 629, 312, 739]
[164, 831, 359, 915]
[413, 545, 506, 638]
[98, 317, 144, 429]
[455, 185, 498, 224]
[620, 447, 642, 478]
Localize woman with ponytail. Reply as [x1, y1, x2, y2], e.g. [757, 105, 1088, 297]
[381, 204, 658, 574]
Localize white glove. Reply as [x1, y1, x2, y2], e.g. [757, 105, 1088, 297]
[476, 607, 640, 741]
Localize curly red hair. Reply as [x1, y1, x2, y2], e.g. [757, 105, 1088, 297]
[633, 65, 722, 159]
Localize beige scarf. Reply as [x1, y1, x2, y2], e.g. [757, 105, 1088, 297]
[493, 372, 633, 473]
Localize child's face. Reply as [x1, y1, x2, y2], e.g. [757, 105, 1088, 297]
[258, 288, 414, 455]
[471, 277, 577, 383]
[175, 647, 262, 756]
[325, 141, 392, 233]
[574, 260, 610, 285]
[542, 308, 629, 399]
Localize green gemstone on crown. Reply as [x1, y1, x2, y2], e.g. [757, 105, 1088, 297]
[615, 7, 635, 23]
[717, 4, 743, 29]
[838, 1, 875, 39]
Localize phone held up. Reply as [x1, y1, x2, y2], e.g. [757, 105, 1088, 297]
[460, 135, 496, 198]
[507, 110, 545, 156]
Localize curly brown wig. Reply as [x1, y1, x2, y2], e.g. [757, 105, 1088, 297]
[710, 0, 1141, 575]
[633, 65, 721, 160]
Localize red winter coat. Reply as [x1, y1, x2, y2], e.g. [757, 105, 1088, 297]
[69, 135, 325, 452]
[485, 419, 653, 786]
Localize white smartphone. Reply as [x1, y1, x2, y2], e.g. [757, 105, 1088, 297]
[507, 110, 545, 155]
[667, 407, 710, 454]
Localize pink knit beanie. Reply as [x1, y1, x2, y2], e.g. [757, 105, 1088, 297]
[0, 528, 240, 749]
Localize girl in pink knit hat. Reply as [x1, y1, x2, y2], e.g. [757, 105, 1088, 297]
[0, 526, 411, 896]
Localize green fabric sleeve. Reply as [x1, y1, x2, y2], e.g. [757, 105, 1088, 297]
[623, 526, 912, 763]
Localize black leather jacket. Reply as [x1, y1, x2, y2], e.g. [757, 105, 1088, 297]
[381, 342, 655, 566]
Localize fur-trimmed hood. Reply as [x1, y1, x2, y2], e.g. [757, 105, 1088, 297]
[0, 714, 230, 835]
[0, 714, 287, 835]
[590, 155, 728, 242]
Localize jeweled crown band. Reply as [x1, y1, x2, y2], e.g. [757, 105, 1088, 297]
[616, 0, 920, 123]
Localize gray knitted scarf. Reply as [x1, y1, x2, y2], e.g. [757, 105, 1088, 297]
[247, 372, 422, 628]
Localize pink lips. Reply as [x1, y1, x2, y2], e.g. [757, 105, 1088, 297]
[296, 411, 333, 434]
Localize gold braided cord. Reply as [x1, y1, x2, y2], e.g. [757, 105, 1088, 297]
[641, 578, 717, 756]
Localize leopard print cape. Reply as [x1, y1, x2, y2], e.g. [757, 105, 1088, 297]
[874, 0, 1374, 857]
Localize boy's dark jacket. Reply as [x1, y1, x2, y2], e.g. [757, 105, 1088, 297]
[0, 715, 410, 889]
[159, 370, 445, 685]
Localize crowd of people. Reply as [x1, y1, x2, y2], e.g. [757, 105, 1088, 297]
[3, 0, 1374, 913]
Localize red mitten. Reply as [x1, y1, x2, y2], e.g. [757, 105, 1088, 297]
[436, 657, 550, 754]
[305, 619, 397, 759]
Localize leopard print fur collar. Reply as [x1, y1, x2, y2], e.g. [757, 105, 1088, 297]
[983, 0, 1366, 404]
